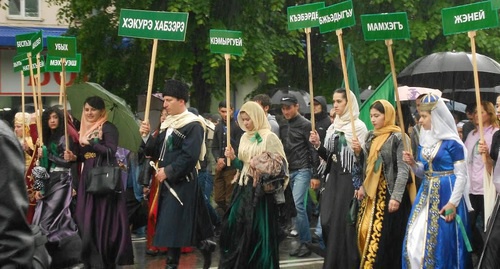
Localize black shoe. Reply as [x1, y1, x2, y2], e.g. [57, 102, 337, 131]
[289, 243, 311, 257]
[311, 233, 321, 243]
[198, 239, 216, 269]
[306, 242, 325, 257]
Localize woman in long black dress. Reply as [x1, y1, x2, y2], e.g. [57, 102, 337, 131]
[309, 88, 368, 268]
[33, 106, 81, 268]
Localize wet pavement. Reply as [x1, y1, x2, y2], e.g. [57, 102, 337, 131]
[120, 236, 324, 269]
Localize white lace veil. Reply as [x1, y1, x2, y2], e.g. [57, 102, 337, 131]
[419, 94, 472, 210]
[419, 96, 463, 149]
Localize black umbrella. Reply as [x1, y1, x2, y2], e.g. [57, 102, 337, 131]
[136, 94, 164, 132]
[398, 52, 500, 95]
[270, 88, 310, 115]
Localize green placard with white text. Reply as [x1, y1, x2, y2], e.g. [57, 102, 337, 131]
[31, 31, 43, 55]
[13, 54, 28, 73]
[442, 1, 499, 35]
[318, 0, 355, 34]
[209, 30, 243, 56]
[46, 54, 81, 73]
[47, 36, 77, 58]
[15, 32, 35, 54]
[22, 55, 45, 77]
[287, 2, 325, 30]
[118, 9, 189, 41]
[361, 12, 410, 41]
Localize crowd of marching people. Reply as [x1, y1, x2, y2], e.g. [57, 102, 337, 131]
[2, 79, 500, 269]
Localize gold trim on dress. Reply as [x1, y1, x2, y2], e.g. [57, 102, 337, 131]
[358, 178, 387, 268]
[84, 152, 96, 159]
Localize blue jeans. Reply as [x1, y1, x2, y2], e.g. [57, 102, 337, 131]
[289, 168, 312, 243]
[315, 216, 325, 249]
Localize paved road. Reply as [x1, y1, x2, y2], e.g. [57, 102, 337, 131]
[120, 237, 324, 269]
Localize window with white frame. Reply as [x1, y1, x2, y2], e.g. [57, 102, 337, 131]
[8, 0, 40, 19]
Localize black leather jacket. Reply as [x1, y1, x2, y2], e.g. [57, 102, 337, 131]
[280, 114, 320, 178]
[0, 121, 34, 267]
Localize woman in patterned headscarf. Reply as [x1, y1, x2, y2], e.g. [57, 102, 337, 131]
[220, 101, 288, 269]
[352, 100, 411, 268]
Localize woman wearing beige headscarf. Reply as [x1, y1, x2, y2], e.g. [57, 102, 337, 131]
[14, 112, 37, 223]
[220, 101, 288, 269]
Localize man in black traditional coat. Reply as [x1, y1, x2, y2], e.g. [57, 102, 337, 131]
[141, 80, 215, 269]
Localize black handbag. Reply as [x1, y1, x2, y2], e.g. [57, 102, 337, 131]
[347, 197, 359, 226]
[85, 149, 123, 195]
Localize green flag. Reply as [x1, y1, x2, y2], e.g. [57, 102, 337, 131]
[359, 73, 395, 130]
[341, 44, 361, 106]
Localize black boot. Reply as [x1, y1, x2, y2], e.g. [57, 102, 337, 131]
[198, 239, 216, 269]
[165, 249, 180, 269]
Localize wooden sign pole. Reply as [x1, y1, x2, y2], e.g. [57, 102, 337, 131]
[385, 39, 409, 151]
[26, 53, 41, 145]
[142, 39, 159, 137]
[225, 54, 232, 166]
[305, 27, 316, 131]
[336, 29, 357, 139]
[36, 53, 43, 145]
[21, 72, 26, 142]
[61, 58, 69, 151]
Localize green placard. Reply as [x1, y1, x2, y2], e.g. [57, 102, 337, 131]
[287, 2, 325, 30]
[22, 55, 45, 77]
[47, 36, 77, 58]
[318, 0, 355, 34]
[118, 9, 189, 41]
[360, 12, 410, 41]
[13, 54, 28, 73]
[209, 30, 243, 56]
[31, 31, 43, 55]
[442, 1, 499, 35]
[46, 54, 81, 73]
[16, 32, 35, 54]
[493, 0, 500, 10]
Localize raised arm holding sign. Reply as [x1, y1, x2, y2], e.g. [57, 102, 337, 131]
[287, 2, 325, 131]
[210, 29, 243, 166]
[118, 9, 189, 136]
[360, 12, 410, 152]
[318, 0, 357, 138]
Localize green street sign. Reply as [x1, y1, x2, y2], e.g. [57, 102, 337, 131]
[46, 54, 82, 73]
[15, 32, 35, 54]
[442, 1, 499, 35]
[287, 2, 325, 30]
[47, 36, 77, 58]
[209, 30, 243, 56]
[31, 31, 43, 55]
[13, 54, 28, 73]
[361, 12, 410, 41]
[318, 0, 355, 34]
[118, 9, 189, 41]
[22, 55, 45, 77]
[493, 0, 500, 10]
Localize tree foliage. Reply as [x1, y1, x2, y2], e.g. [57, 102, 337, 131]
[46, 0, 500, 111]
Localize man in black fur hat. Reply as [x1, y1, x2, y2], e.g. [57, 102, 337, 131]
[140, 80, 215, 269]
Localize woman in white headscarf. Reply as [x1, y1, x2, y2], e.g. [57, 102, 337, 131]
[220, 101, 288, 269]
[309, 88, 368, 269]
[402, 93, 472, 268]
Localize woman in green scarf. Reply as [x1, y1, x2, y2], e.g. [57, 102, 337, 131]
[220, 101, 288, 269]
[352, 99, 412, 268]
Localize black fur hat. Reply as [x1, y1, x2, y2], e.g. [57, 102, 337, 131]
[163, 80, 189, 102]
